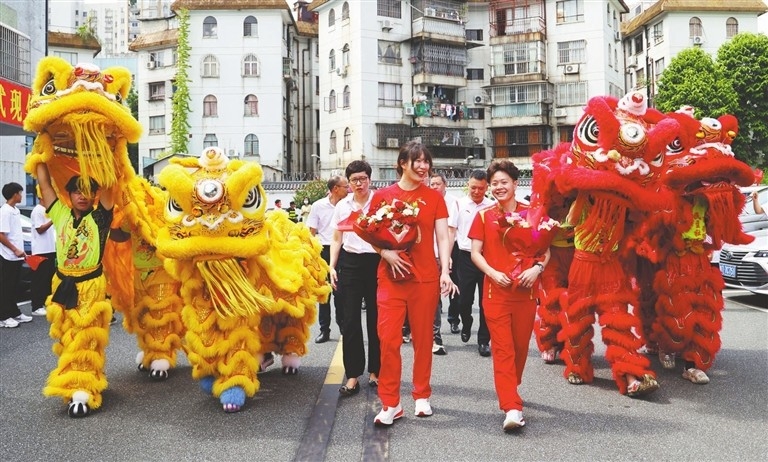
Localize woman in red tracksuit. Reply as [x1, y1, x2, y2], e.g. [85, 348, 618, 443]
[372, 141, 456, 427]
[469, 159, 550, 432]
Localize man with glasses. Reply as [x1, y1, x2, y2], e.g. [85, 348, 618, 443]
[307, 175, 349, 343]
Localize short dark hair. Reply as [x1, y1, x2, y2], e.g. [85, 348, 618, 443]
[327, 175, 345, 191]
[274, 199, 281, 205]
[486, 159, 520, 181]
[290, 201, 296, 206]
[396, 141, 433, 176]
[345, 160, 372, 179]
[468, 169, 487, 182]
[2, 182, 23, 200]
[64, 176, 100, 194]
[430, 172, 447, 185]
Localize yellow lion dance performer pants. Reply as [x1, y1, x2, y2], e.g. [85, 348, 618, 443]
[44, 270, 111, 409]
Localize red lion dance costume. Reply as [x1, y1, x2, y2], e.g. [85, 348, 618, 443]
[634, 107, 754, 384]
[543, 92, 679, 396]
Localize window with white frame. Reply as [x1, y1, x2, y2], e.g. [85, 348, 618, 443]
[378, 40, 401, 65]
[149, 115, 165, 134]
[378, 82, 402, 107]
[244, 134, 259, 156]
[342, 2, 350, 21]
[243, 54, 259, 77]
[689, 17, 703, 38]
[343, 85, 350, 109]
[244, 16, 257, 37]
[467, 68, 484, 80]
[556, 82, 587, 107]
[377, 0, 401, 18]
[203, 95, 217, 117]
[53, 51, 77, 65]
[329, 9, 336, 27]
[149, 51, 164, 67]
[329, 130, 337, 153]
[556, 0, 583, 24]
[608, 44, 612, 68]
[726, 17, 738, 38]
[329, 50, 336, 72]
[557, 40, 586, 64]
[342, 44, 350, 68]
[203, 16, 217, 38]
[244, 94, 258, 116]
[149, 82, 165, 100]
[652, 21, 663, 44]
[149, 148, 164, 158]
[329, 90, 337, 112]
[343, 128, 351, 151]
[203, 134, 218, 148]
[654, 57, 665, 82]
[202, 55, 219, 77]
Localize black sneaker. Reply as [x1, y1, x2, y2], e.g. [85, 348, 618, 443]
[110, 316, 118, 326]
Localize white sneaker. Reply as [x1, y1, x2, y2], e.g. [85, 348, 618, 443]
[414, 398, 433, 417]
[14, 313, 33, 323]
[374, 403, 403, 426]
[0, 317, 20, 328]
[503, 409, 525, 430]
[432, 342, 446, 355]
[31, 307, 47, 316]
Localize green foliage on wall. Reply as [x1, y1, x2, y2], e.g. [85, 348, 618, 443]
[294, 179, 329, 204]
[170, 8, 191, 157]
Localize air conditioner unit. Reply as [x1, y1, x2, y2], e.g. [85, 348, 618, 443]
[336, 66, 347, 77]
[473, 137, 484, 145]
[415, 84, 430, 94]
[404, 106, 415, 116]
[564, 64, 580, 75]
[386, 138, 400, 148]
[554, 108, 568, 118]
[692, 35, 704, 45]
[146, 61, 156, 69]
[627, 55, 638, 68]
[424, 7, 437, 17]
[474, 95, 484, 104]
[381, 19, 393, 31]
[614, 31, 621, 41]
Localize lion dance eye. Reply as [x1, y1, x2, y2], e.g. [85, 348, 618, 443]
[242, 186, 263, 212]
[196, 179, 224, 204]
[649, 151, 665, 168]
[576, 115, 599, 147]
[41, 79, 56, 96]
[166, 197, 184, 219]
[114, 92, 122, 103]
[667, 137, 684, 155]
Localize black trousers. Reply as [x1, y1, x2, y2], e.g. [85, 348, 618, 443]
[31, 252, 56, 310]
[456, 249, 490, 345]
[338, 250, 381, 377]
[0, 256, 23, 320]
[318, 245, 343, 333]
[445, 242, 462, 325]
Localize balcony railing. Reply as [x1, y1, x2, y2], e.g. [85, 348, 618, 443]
[491, 16, 546, 38]
[411, 17, 466, 38]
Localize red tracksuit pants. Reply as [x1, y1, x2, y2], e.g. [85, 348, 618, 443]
[484, 291, 537, 412]
[377, 278, 440, 407]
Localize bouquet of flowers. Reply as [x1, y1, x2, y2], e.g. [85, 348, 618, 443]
[354, 198, 422, 281]
[497, 208, 559, 288]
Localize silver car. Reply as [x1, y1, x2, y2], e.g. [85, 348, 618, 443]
[718, 228, 768, 296]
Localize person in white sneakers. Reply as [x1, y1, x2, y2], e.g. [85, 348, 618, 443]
[30, 186, 56, 317]
[0, 182, 32, 328]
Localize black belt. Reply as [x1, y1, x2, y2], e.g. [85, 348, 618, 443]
[52, 266, 103, 309]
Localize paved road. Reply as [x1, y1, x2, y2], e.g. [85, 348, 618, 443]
[1, 292, 766, 461]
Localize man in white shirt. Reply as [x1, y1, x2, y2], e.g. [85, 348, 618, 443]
[306, 175, 349, 343]
[30, 187, 56, 316]
[0, 182, 32, 328]
[448, 170, 494, 357]
[429, 173, 458, 355]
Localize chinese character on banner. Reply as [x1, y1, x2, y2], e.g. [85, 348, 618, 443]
[0, 78, 31, 128]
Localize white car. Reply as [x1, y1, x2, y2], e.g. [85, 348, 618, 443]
[718, 228, 768, 295]
[710, 185, 768, 265]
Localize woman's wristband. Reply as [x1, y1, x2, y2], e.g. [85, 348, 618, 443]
[534, 262, 544, 272]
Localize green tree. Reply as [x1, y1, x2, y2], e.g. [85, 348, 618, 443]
[717, 32, 768, 171]
[294, 179, 329, 205]
[170, 8, 191, 157]
[126, 86, 139, 172]
[655, 47, 737, 119]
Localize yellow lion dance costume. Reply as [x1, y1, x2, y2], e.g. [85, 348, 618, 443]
[156, 147, 330, 412]
[23, 57, 184, 416]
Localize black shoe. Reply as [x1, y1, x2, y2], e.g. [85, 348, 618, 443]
[315, 331, 330, 344]
[449, 322, 460, 334]
[478, 344, 491, 357]
[339, 381, 360, 396]
[461, 324, 472, 343]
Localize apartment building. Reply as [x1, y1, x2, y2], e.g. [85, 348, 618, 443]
[621, 0, 768, 104]
[309, 0, 629, 179]
[49, 0, 140, 57]
[131, 0, 318, 180]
